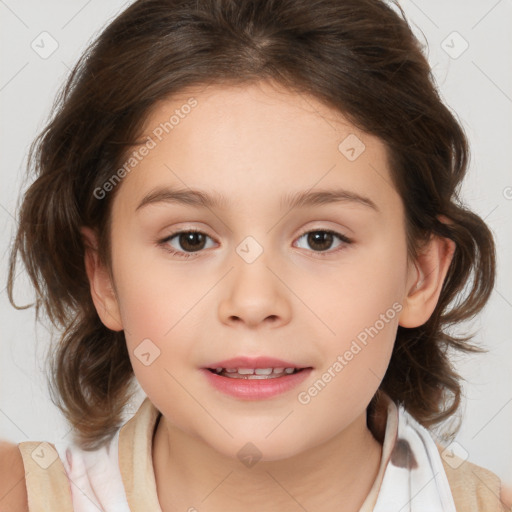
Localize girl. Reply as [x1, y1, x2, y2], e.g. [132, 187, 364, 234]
[1, 0, 511, 510]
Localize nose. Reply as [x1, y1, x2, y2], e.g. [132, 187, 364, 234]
[217, 250, 292, 330]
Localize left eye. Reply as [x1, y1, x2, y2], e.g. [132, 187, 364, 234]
[158, 228, 352, 258]
[294, 229, 352, 255]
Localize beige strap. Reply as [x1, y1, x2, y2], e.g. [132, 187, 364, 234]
[118, 398, 162, 511]
[18, 441, 73, 512]
[438, 445, 510, 512]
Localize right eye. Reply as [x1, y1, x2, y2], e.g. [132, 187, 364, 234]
[157, 229, 217, 258]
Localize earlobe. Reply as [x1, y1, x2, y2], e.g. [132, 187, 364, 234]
[80, 226, 123, 331]
[398, 231, 456, 329]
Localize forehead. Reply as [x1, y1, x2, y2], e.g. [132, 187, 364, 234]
[112, 80, 401, 218]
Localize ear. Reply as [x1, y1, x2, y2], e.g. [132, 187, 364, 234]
[398, 216, 456, 328]
[80, 226, 123, 331]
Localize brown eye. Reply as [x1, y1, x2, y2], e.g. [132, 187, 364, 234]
[306, 231, 334, 251]
[159, 229, 215, 257]
[295, 229, 352, 255]
[176, 231, 208, 252]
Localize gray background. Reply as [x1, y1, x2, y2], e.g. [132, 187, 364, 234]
[1, 0, 511, 486]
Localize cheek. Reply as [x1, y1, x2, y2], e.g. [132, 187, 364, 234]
[112, 230, 209, 338]
[305, 240, 407, 389]
[109, 236, 196, 391]
[297, 237, 406, 340]
[294, 271, 402, 441]
[115, 271, 204, 376]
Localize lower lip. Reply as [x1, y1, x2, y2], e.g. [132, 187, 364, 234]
[201, 368, 313, 400]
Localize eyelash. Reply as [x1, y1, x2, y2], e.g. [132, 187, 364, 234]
[157, 228, 353, 259]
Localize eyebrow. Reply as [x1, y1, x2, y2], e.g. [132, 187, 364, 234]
[135, 186, 380, 213]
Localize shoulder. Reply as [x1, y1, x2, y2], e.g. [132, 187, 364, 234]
[501, 483, 512, 511]
[436, 444, 512, 511]
[5, 440, 75, 511]
[0, 441, 28, 512]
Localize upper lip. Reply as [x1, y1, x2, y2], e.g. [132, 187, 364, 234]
[204, 356, 311, 369]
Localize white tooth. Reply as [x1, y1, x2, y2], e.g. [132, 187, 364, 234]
[254, 368, 273, 375]
[284, 368, 295, 374]
[247, 374, 280, 379]
[225, 368, 237, 373]
[237, 368, 255, 375]
[272, 368, 285, 374]
[215, 368, 223, 373]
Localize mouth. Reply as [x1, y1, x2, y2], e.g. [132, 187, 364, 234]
[201, 363, 313, 400]
[201, 356, 313, 398]
[206, 367, 309, 379]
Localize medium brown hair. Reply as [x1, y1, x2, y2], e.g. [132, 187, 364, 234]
[7, 0, 496, 449]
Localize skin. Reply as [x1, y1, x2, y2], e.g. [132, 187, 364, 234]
[81, 80, 456, 512]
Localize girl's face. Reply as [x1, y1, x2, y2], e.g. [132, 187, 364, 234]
[87, 80, 441, 461]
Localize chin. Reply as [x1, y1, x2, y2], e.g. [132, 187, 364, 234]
[205, 432, 311, 465]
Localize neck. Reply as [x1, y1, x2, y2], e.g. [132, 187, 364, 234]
[152, 410, 383, 512]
